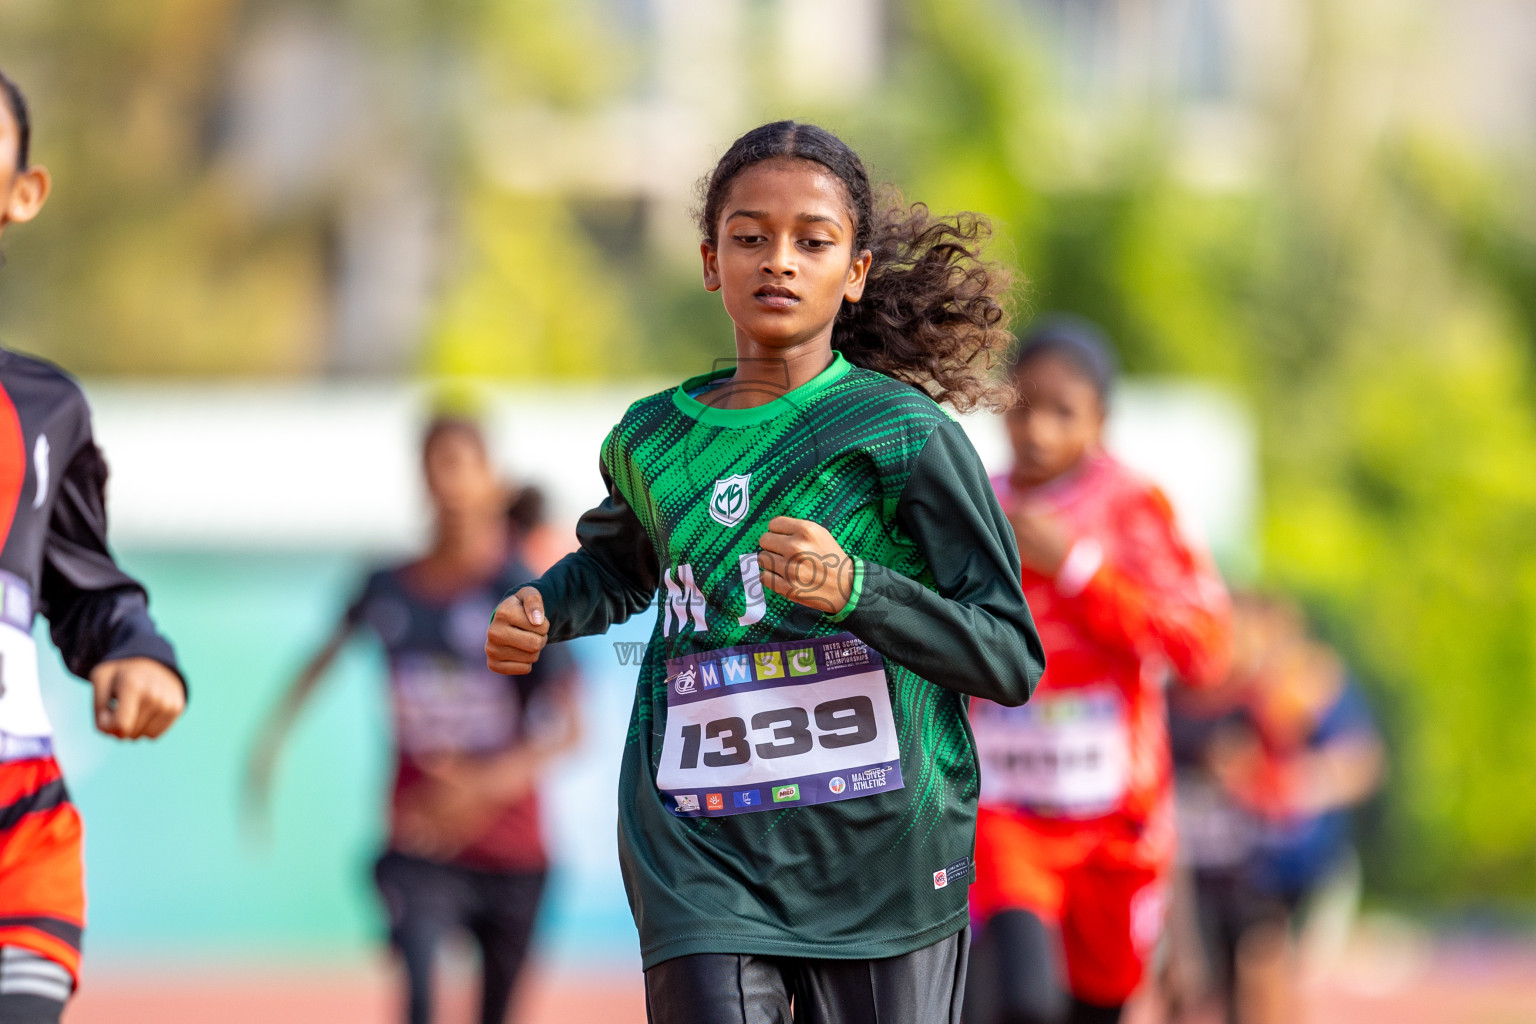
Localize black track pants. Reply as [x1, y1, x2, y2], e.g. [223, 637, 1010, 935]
[643, 927, 969, 1024]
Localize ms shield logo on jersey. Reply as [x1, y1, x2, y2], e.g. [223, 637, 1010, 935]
[709, 474, 752, 527]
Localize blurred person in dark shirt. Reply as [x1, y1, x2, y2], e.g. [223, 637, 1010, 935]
[1166, 593, 1383, 1024]
[504, 484, 576, 577]
[248, 415, 581, 1024]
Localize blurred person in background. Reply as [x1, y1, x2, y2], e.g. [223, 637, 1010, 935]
[247, 415, 581, 1024]
[965, 317, 1232, 1024]
[0, 69, 187, 1023]
[1167, 593, 1384, 1024]
[504, 485, 575, 577]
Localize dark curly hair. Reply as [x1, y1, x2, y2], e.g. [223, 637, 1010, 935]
[697, 121, 1017, 413]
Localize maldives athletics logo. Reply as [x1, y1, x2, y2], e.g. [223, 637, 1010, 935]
[709, 473, 752, 528]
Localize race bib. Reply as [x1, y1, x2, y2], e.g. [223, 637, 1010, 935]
[0, 571, 54, 755]
[390, 655, 520, 755]
[657, 633, 903, 817]
[971, 685, 1128, 817]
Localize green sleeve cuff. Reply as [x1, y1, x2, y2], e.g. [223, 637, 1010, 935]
[827, 557, 865, 623]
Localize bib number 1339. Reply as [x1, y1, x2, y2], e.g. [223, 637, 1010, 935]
[657, 633, 903, 817]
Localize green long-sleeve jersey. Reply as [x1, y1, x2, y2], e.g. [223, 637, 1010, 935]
[524, 352, 1045, 966]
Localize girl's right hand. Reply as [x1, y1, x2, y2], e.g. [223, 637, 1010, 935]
[486, 586, 550, 675]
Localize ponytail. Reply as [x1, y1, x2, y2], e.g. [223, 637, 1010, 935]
[834, 194, 1014, 412]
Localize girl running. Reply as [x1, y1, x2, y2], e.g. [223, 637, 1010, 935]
[484, 121, 1045, 1024]
[249, 416, 580, 1024]
[964, 317, 1232, 1024]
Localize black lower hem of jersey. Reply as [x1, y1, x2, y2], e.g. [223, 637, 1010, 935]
[637, 907, 969, 971]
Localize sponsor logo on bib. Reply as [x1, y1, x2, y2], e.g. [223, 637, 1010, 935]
[709, 473, 752, 528]
[672, 664, 698, 694]
[787, 647, 817, 676]
[773, 784, 800, 803]
[733, 790, 762, 808]
[706, 793, 724, 811]
[828, 776, 846, 795]
[675, 794, 700, 812]
[753, 651, 784, 679]
[850, 765, 895, 791]
[720, 655, 752, 685]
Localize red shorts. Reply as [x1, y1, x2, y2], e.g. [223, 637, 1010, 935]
[0, 758, 84, 984]
[971, 805, 1165, 1006]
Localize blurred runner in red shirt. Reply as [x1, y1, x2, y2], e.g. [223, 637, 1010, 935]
[965, 317, 1232, 1024]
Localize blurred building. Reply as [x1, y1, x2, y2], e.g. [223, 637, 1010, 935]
[189, 0, 1536, 376]
[2, 0, 1532, 378]
[87, 376, 1252, 562]
[213, 8, 445, 375]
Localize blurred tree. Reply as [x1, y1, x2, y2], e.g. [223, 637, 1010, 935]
[419, 0, 640, 380]
[0, 0, 637, 378]
[0, 0, 328, 374]
[846, 0, 1536, 909]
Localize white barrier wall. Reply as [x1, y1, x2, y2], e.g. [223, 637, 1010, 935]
[85, 379, 1257, 571]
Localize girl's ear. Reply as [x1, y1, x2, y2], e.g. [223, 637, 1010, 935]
[701, 240, 722, 293]
[2, 165, 51, 227]
[843, 249, 873, 303]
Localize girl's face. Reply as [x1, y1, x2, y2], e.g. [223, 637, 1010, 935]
[702, 158, 871, 352]
[1005, 353, 1106, 487]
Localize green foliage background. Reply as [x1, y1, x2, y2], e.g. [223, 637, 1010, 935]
[861, 0, 1536, 910]
[2, 0, 1535, 910]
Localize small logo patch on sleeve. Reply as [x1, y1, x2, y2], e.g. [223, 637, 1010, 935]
[933, 869, 949, 889]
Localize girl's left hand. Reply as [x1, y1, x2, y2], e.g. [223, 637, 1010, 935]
[758, 517, 856, 616]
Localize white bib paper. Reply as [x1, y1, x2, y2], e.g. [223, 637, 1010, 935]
[657, 633, 903, 816]
[0, 572, 55, 755]
[391, 655, 520, 756]
[971, 684, 1129, 817]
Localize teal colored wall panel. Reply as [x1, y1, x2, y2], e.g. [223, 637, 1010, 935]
[38, 551, 646, 967]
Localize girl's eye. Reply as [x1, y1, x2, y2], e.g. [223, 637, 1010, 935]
[802, 239, 833, 251]
[733, 234, 764, 245]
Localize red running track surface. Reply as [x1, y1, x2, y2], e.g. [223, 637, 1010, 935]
[64, 951, 1536, 1024]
